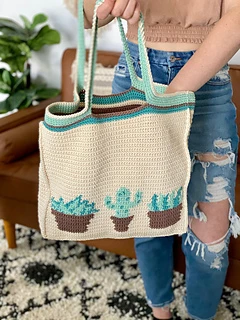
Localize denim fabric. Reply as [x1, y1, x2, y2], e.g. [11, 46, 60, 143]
[112, 40, 239, 320]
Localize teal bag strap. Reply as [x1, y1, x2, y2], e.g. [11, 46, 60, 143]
[76, 0, 85, 96]
[77, 0, 147, 111]
[137, 14, 195, 105]
[76, 0, 143, 110]
[77, 0, 194, 112]
[137, 14, 166, 103]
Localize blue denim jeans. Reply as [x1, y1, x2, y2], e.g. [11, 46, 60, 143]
[112, 40, 240, 320]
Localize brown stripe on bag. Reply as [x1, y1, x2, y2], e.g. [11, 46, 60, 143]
[92, 104, 143, 115]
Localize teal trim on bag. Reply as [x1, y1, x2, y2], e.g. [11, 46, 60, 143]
[44, 88, 146, 126]
[90, 90, 146, 105]
[45, 87, 195, 127]
[43, 0, 195, 132]
[43, 104, 194, 132]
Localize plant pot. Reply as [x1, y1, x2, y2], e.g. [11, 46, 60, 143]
[110, 215, 134, 232]
[147, 203, 182, 229]
[51, 209, 94, 233]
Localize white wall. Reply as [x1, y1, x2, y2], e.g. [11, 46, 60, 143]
[1, 0, 240, 89]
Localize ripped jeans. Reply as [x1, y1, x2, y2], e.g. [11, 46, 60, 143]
[112, 40, 240, 320]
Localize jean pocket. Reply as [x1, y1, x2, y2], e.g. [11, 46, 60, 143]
[114, 53, 140, 78]
[205, 65, 231, 86]
[114, 63, 130, 77]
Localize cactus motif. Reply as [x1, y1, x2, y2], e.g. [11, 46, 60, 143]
[148, 187, 183, 212]
[104, 187, 143, 218]
[173, 188, 182, 208]
[51, 195, 100, 216]
[147, 187, 183, 229]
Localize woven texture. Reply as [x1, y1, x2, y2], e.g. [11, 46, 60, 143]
[38, 96, 194, 240]
[37, 0, 195, 241]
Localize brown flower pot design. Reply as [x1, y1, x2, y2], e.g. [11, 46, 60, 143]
[111, 215, 134, 232]
[52, 209, 94, 233]
[147, 203, 182, 229]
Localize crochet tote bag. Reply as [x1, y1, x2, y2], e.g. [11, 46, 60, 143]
[38, 0, 195, 241]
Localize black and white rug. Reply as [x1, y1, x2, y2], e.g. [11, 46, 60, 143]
[0, 222, 239, 320]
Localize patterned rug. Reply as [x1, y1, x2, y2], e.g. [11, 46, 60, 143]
[0, 221, 239, 320]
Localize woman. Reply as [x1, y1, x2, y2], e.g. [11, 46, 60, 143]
[81, 1, 240, 319]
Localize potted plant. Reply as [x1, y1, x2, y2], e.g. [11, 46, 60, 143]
[147, 187, 183, 229]
[0, 13, 61, 114]
[104, 187, 143, 232]
[51, 195, 100, 233]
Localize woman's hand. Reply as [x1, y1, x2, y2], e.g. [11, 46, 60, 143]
[97, 0, 140, 25]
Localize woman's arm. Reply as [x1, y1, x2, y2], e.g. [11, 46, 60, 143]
[165, 0, 240, 93]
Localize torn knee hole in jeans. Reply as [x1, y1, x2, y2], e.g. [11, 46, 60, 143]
[191, 197, 230, 250]
[195, 152, 234, 166]
[194, 138, 235, 167]
[189, 214, 229, 254]
[186, 139, 240, 267]
[185, 216, 229, 269]
[187, 223, 228, 270]
[193, 152, 234, 202]
[185, 200, 240, 268]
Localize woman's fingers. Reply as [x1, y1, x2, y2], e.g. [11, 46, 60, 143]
[97, 0, 140, 23]
[111, 0, 132, 17]
[97, 0, 116, 19]
[120, 0, 139, 20]
[127, 1, 140, 25]
[97, 0, 117, 20]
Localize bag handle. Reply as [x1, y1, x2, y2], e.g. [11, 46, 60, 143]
[77, 0, 194, 113]
[137, 15, 167, 103]
[76, 0, 144, 107]
[76, 0, 85, 95]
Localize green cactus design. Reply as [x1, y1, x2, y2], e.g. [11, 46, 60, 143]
[104, 187, 143, 218]
[151, 194, 159, 211]
[162, 194, 170, 210]
[51, 195, 100, 216]
[148, 187, 183, 212]
[168, 191, 175, 209]
[173, 188, 183, 208]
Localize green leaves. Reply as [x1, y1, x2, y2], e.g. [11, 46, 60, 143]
[0, 69, 13, 93]
[31, 14, 48, 29]
[0, 68, 30, 94]
[0, 100, 9, 114]
[0, 39, 31, 72]
[2, 70, 12, 86]
[28, 25, 60, 51]
[0, 73, 60, 114]
[20, 14, 48, 31]
[0, 13, 61, 113]
[20, 15, 31, 30]
[0, 66, 60, 113]
[0, 18, 27, 39]
[35, 88, 60, 99]
[0, 67, 61, 113]
[7, 91, 27, 111]
[0, 13, 61, 72]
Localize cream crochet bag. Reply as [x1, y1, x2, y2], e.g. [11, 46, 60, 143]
[38, 0, 195, 241]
